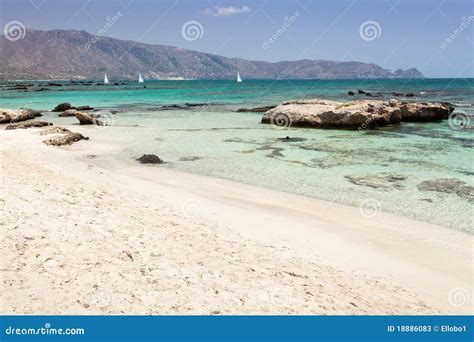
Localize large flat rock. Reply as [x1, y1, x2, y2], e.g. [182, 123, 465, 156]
[261, 99, 454, 129]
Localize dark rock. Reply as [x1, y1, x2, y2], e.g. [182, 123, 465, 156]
[47, 82, 63, 87]
[52, 102, 72, 112]
[405, 93, 415, 97]
[357, 90, 366, 94]
[136, 154, 164, 164]
[347, 91, 355, 96]
[5, 121, 52, 130]
[279, 136, 307, 142]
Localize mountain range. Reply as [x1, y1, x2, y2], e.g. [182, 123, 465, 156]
[0, 29, 424, 80]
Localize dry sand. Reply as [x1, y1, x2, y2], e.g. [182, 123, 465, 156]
[0, 127, 472, 314]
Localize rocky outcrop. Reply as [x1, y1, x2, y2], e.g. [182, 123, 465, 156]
[399, 102, 454, 121]
[136, 154, 164, 164]
[261, 99, 455, 129]
[43, 132, 89, 146]
[262, 99, 402, 129]
[75, 111, 102, 125]
[5, 121, 52, 130]
[59, 109, 79, 117]
[0, 108, 43, 123]
[237, 105, 277, 113]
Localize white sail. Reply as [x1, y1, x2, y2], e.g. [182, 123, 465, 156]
[104, 73, 109, 84]
[237, 72, 242, 83]
[138, 73, 144, 83]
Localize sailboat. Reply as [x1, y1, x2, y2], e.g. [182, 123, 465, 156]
[104, 73, 109, 84]
[236, 72, 242, 83]
[138, 73, 144, 83]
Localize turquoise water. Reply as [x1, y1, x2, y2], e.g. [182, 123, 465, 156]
[1, 79, 473, 232]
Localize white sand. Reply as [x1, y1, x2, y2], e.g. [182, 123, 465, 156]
[0, 127, 472, 314]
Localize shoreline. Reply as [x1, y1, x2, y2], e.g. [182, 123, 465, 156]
[1, 127, 472, 314]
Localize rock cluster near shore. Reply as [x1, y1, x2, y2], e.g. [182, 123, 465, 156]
[0, 108, 43, 124]
[5, 121, 52, 130]
[261, 99, 454, 129]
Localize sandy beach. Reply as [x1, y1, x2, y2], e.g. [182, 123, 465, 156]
[0, 126, 472, 315]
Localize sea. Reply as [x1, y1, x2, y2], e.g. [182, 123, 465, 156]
[1, 78, 473, 232]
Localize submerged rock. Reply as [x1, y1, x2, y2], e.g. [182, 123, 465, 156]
[345, 174, 407, 190]
[417, 178, 474, 203]
[237, 105, 277, 113]
[262, 99, 455, 129]
[38, 126, 71, 135]
[136, 154, 164, 164]
[0, 108, 43, 124]
[43, 132, 89, 146]
[5, 121, 52, 130]
[179, 156, 201, 162]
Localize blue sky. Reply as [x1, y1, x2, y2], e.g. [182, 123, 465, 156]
[1, 0, 472, 77]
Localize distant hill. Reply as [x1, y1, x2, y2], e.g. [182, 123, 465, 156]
[0, 29, 424, 80]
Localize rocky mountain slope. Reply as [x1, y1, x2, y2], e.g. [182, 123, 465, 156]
[0, 29, 424, 80]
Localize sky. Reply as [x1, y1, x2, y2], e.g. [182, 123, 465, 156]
[1, 0, 473, 78]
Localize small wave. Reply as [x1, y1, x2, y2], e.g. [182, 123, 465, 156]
[453, 103, 473, 107]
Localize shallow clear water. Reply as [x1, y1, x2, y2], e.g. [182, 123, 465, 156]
[1, 79, 473, 232]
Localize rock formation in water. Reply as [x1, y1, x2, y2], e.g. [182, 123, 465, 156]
[261, 99, 454, 129]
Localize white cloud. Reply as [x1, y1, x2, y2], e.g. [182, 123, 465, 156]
[202, 5, 251, 17]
